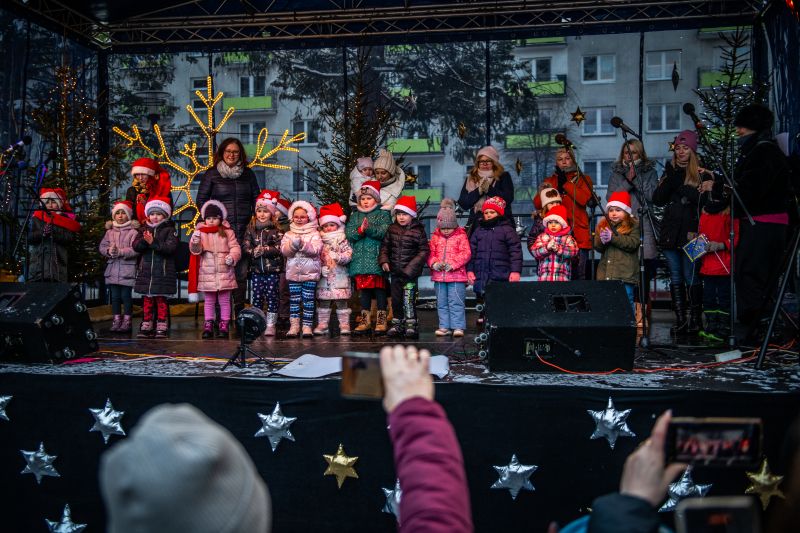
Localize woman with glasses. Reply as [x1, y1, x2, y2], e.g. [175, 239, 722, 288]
[458, 145, 515, 233]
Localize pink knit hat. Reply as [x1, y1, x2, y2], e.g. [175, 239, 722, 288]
[476, 145, 500, 164]
[674, 130, 698, 152]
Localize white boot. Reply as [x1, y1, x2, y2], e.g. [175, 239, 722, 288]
[337, 309, 352, 335]
[314, 307, 331, 335]
[286, 317, 301, 338]
[265, 312, 278, 336]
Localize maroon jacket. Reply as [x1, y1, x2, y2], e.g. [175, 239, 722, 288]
[388, 397, 473, 533]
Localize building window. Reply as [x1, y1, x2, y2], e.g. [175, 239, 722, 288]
[293, 119, 319, 145]
[582, 54, 615, 83]
[411, 165, 431, 188]
[293, 168, 318, 192]
[647, 103, 681, 132]
[240, 76, 266, 97]
[531, 57, 552, 80]
[582, 107, 615, 136]
[191, 78, 206, 110]
[582, 160, 613, 187]
[646, 50, 682, 81]
[239, 122, 266, 144]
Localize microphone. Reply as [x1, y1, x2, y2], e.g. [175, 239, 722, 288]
[554, 133, 574, 148]
[610, 117, 639, 137]
[682, 103, 705, 129]
[3, 136, 32, 155]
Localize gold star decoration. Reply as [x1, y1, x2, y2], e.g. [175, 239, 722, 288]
[457, 122, 467, 139]
[323, 443, 359, 488]
[515, 157, 523, 176]
[570, 107, 586, 126]
[668, 140, 676, 152]
[745, 458, 785, 510]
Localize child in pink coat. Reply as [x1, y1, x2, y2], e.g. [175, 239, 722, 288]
[189, 200, 242, 338]
[428, 199, 471, 337]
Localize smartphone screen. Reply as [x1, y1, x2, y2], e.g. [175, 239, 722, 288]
[341, 351, 383, 400]
[675, 496, 761, 533]
[666, 417, 762, 468]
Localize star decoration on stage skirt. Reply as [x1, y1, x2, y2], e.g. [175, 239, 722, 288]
[745, 458, 786, 510]
[20, 442, 61, 484]
[323, 443, 359, 488]
[88, 398, 126, 444]
[491, 454, 538, 499]
[255, 402, 297, 452]
[587, 396, 636, 449]
[45, 504, 86, 533]
[659, 466, 712, 512]
[0, 394, 11, 421]
[381, 478, 402, 520]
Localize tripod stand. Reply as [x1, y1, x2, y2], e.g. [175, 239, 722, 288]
[222, 310, 276, 370]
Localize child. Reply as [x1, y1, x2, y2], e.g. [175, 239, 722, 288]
[189, 200, 242, 339]
[133, 197, 178, 338]
[527, 187, 562, 252]
[345, 180, 393, 334]
[99, 200, 140, 333]
[348, 156, 374, 208]
[29, 187, 81, 282]
[467, 196, 522, 327]
[378, 196, 429, 338]
[242, 190, 284, 336]
[593, 191, 640, 314]
[315, 203, 353, 335]
[428, 198, 471, 337]
[531, 204, 578, 282]
[280, 200, 323, 338]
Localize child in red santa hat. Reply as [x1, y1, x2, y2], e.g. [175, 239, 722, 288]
[315, 202, 353, 335]
[99, 200, 140, 333]
[29, 187, 81, 282]
[530, 204, 578, 282]
[125, 157, 173, 224]
[594, 191, 640, 313]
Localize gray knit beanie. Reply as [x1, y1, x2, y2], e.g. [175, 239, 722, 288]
[437, 198, 458, 229]
[99, 403, 271, 533]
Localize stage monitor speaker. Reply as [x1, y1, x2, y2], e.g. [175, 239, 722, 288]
[0, 283, 98, 363]
[485, 281, 636, 372]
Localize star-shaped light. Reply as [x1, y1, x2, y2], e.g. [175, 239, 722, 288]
[745, 458, 785, 510]
[21, 442, 60, 484]
[570, 106, 586, 126]
[89, 398, 126, 444]
[457, 121, 467, 139]
[323, 443, 359, 488]
[45, 504, 86, 533]
[515, 157, 523, 176]
[491, 454, 538, 500]
[381, 478, 402, 520]
[255, 402, 297, 452]
[587, 397, 636, 449]
[0, 395, 11, 421]
[659, 466, 712, 512]
[668, 140, 676, 152]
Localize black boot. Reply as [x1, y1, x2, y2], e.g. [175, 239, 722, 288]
[687, 284, 704, 335]
[404, 319, 419, 339]
[669, 284, 688, 336]
[386, 319, 405, 338]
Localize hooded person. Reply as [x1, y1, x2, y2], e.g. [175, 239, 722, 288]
[349, 156, 375, 208]
[373, 149, 406, 211]
[125, 157, 173, 224]
[315, 202, 353, 335]
[28, 187, 81, 283]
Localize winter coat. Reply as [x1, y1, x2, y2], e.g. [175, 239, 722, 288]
[195, 166, 260, 243]
[428, 227, 471, 283]
[467, 217, 523, 294]
[652, 162, 700, 249]
[378, 220, 430, 281]
[280, 223, 323, 282]
[531, 229, 578, 282]
[99, 220, 141, 287]
[458, 170, 515, 231]
[526, 214, 545, 253]
[535, 170, 594, 249]
[699, 212, 739, 277]
[731, 131, 792, 217]
[133, 220, 178, 296]
[317, 229, 353, 301]
[607, 160, 659, 259]
[28, 216, 74, 282]
[345, 206, 392, 276]
[593, 219, 640, 285]
[242, 220, 284, 275]
[189, 222, 242, 292]
[587, 493, 660, 533]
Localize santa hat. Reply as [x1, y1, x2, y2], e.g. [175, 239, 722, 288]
[288, 200, 317, 224]
[393, 196, 418, 218]
[201, 199, 227, 221]
[476, 145, 500, 164]
[255, 190, 279, 213]
[131, 157, 170, 183]
[319, 203, 347, 228]
[145, 196, 172, 218]
[112, 200, 134, 219]
[539, 187, 562, 210]
[543, 204, 568, 228]
[275, 197, 291, 217]
[482, 196, 506, 217]
[674, 130, 698, 152]
[606, 191, 632, 215]
[373, 149, 397, 175]
[356, 157, 373, 171]
[359, 180, 382, 202]
[39, 188, 70, 211]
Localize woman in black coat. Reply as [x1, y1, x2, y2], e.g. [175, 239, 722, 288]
[458, 145, 515, 233]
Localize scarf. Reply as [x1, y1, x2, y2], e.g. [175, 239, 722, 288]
[188, 225, 228, 298]
[545, 225, 572, 238]
[356, 204, 380, 214]
[289, 221, 319, 235]
[146, 219, 168, 229]
[465, 170, 498, 213]
[112, 220, 133, 229]
[34, 210, 81, 233]
[216, 161, 244, 179]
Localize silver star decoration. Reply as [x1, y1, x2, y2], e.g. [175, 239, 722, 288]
[255, 402, 296, 451]
[659, 466, 712, 512]
[381, 478, 402, 520]
[45, 504, 87, 532]
[491, 454, 538, 500]
[20, 442, 60, 484]
[587, 397, 636, 449]
[89, 398, 126, 444]
[0, 395, 11, 421]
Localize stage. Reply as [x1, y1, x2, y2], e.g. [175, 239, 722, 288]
[0, 309, 798, 531]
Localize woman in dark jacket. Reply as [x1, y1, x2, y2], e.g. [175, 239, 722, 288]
[195, 138, 260, 314]
[652, 130, 706, 335]
[458, 145, 514, 233]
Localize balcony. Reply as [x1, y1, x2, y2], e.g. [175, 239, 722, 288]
[516, 36, 567, 46]
[697, 68, 753, 88]
[406, 187, 442, 203]
[387, 137, 443, 154]
[389, 87, 412, 98]
[504, 133, 557, 150]
[526, 75, 567, 97]
[697, 26, 748, 40]
[222, 94, 277, 113]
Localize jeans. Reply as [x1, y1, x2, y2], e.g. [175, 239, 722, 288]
[108, 284, 133, 315]
[623, 283, 636, 316]
[435, 282, 466, 330]
[704, 275, 731, 312]
[662, 249, 700, 288]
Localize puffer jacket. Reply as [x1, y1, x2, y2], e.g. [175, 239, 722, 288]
[280, 223, 323, 282]
[133, 220, 178, 296]
[99, 220, 141, 286]
[195, 165, 260, 242]
[607, 160, 659, 259]
[317, 229, 353, 300]
[652, 162, 700, 249]
[468, 217, 523, 294]
[378, 219, 430, 280]
[242, 220, 284, 274]
[428, 227, 471, 283]
[189, 222, 241, 292]
[28, 217, 74, 282]
[345, 206, 392, 276]
[593, 219, 640, 285]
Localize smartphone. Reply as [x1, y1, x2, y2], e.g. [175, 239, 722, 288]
[341, 351, 383, 400]
[666, 417, 762, 468]
[675, 496, 761, 533]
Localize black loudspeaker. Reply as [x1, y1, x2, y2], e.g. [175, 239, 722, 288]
[0, 283, 98, 362]
[485, 281, 636, 372]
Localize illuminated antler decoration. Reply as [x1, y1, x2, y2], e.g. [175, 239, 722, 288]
[113, 76, 305, 233]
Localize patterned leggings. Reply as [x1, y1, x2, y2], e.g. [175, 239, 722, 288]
[289, 281, 317, 326]
[142, 296, 168, 322]
[251, 272, 280, 313]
